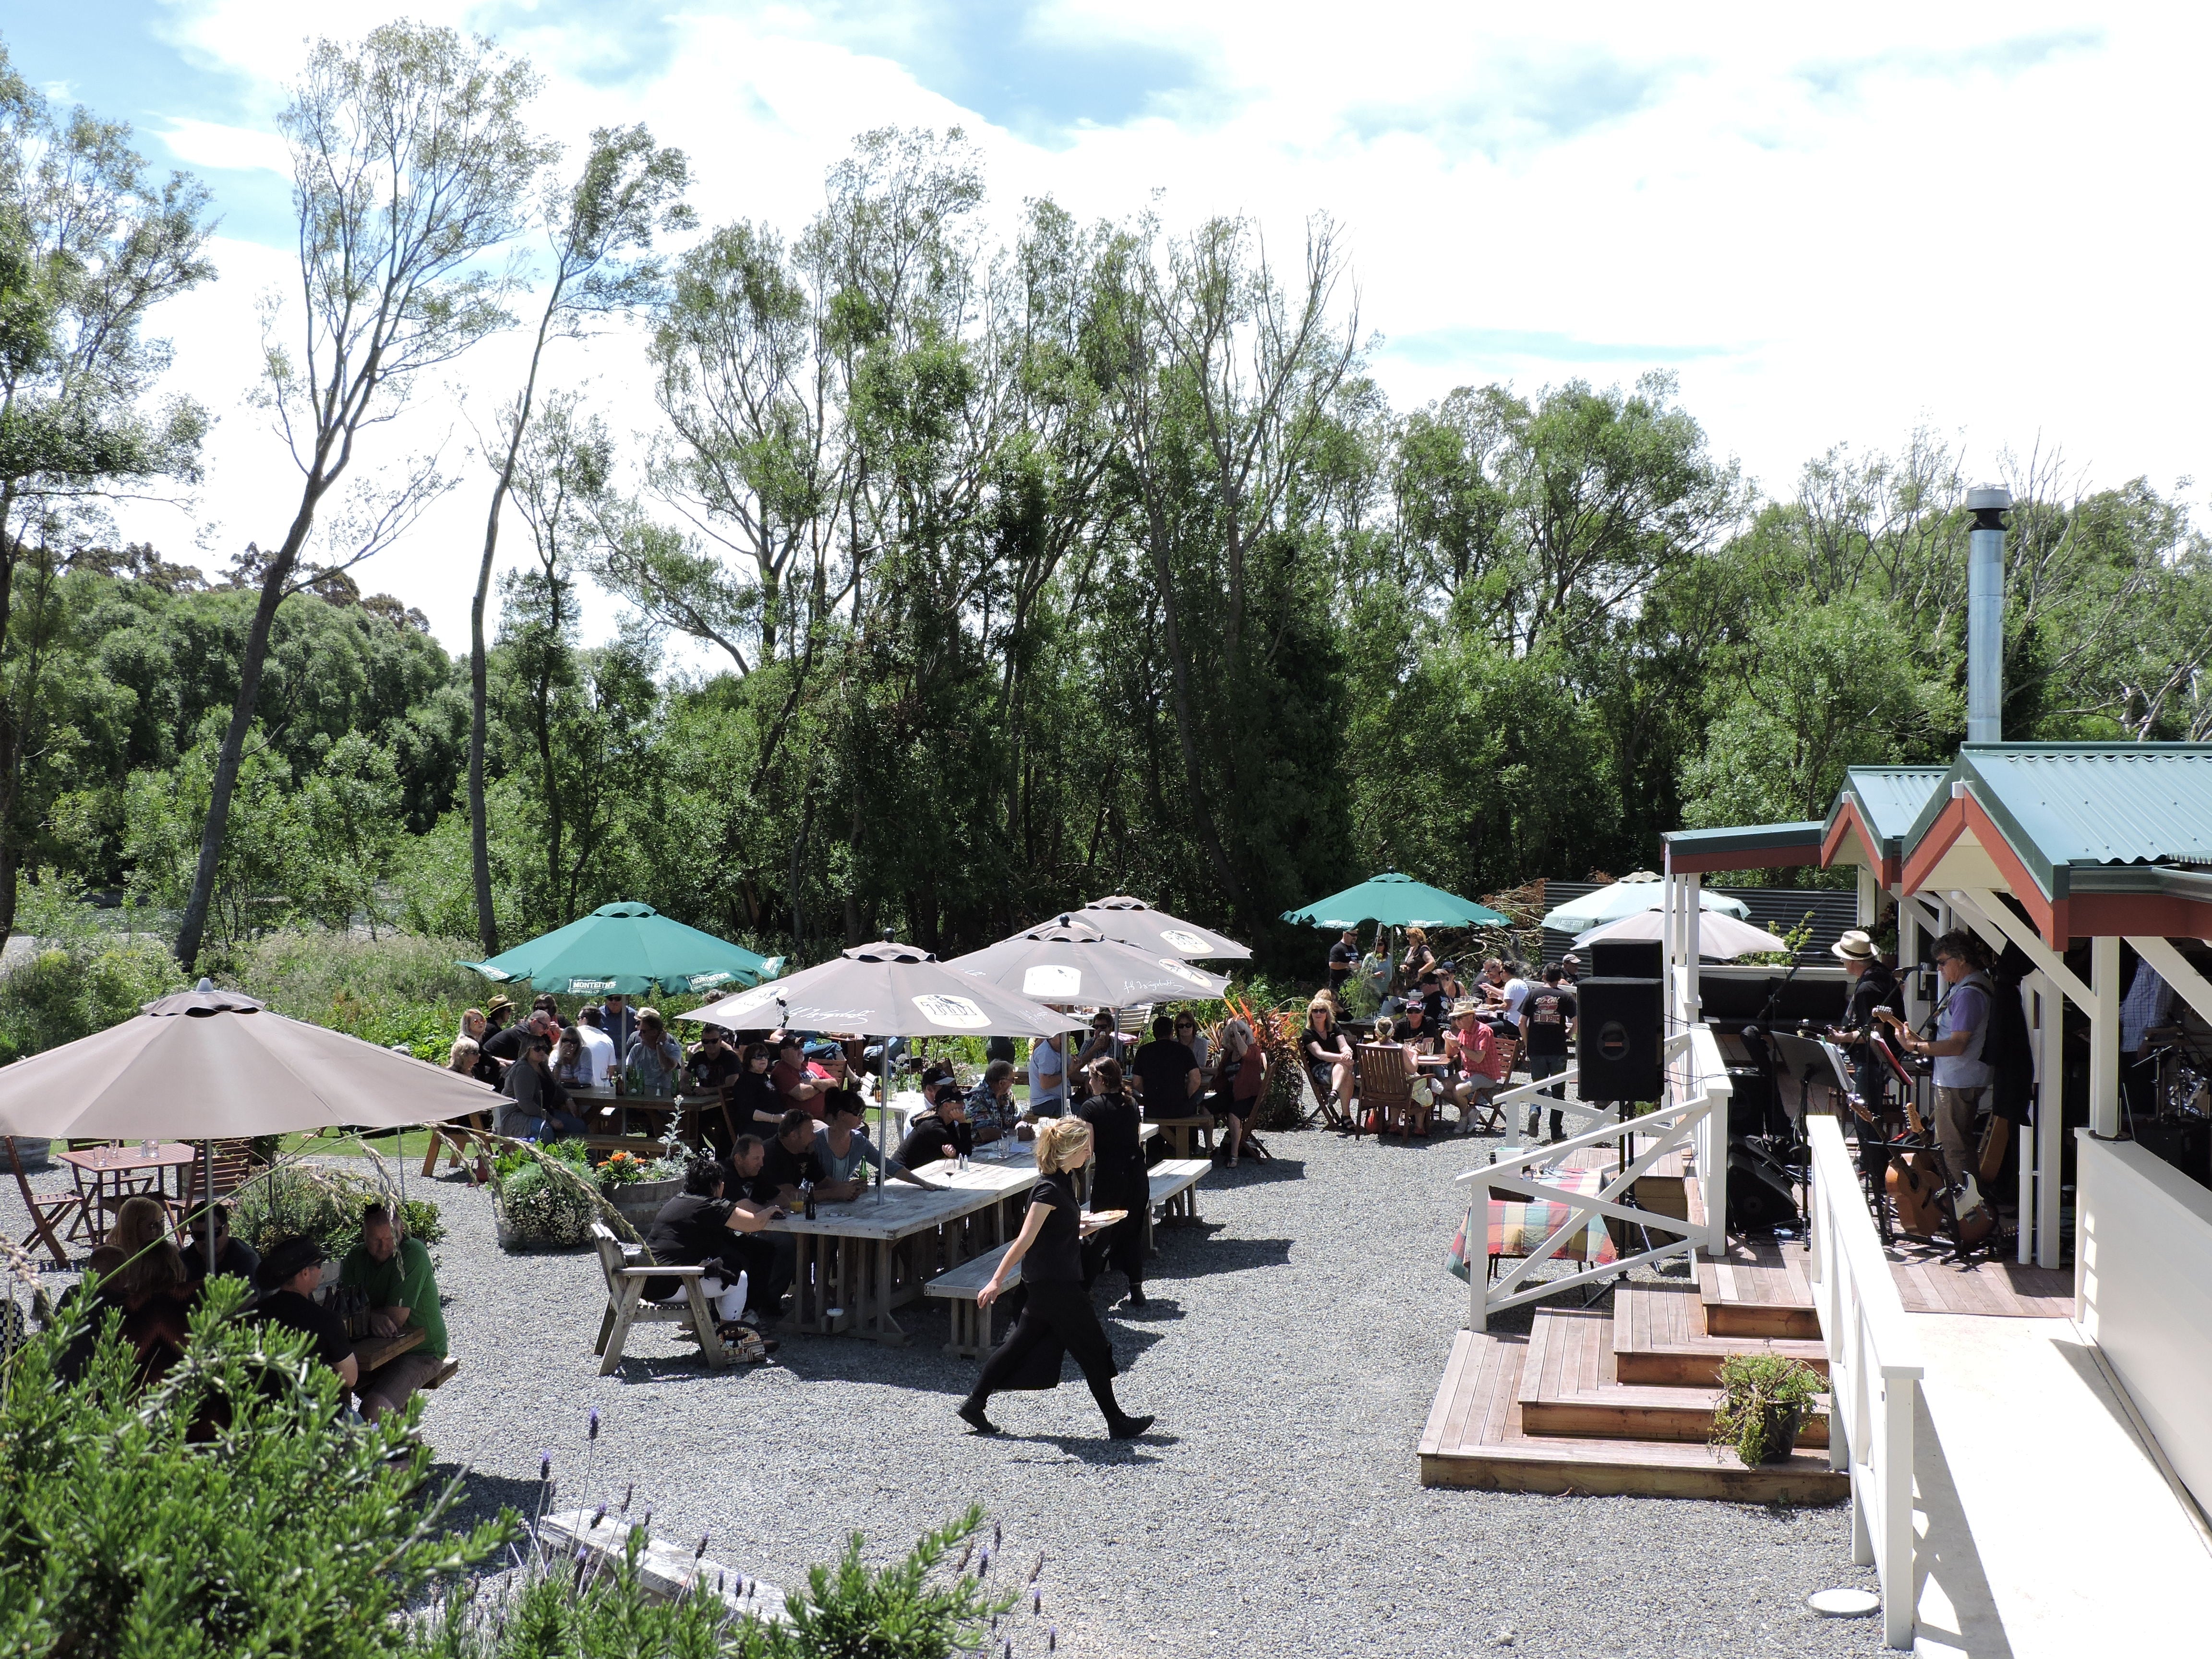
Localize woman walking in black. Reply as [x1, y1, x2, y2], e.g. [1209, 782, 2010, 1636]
[957, 1118, 1154, 1440]
[1077, 1057, 1150, 1307]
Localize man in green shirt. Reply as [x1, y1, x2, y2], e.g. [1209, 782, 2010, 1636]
[340, 1204, 448, 1421]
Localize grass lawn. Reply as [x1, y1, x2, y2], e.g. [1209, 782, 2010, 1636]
[279, 1129, 445, 1161]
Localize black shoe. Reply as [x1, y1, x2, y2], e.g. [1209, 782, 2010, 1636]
[1108, 1413, 1154, 1440]
[1126, 1286, 1147, 1308]
[957, 1399, 1000, 1435]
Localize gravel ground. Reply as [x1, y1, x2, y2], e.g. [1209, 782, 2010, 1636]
[4, 1132, 1883, 1659]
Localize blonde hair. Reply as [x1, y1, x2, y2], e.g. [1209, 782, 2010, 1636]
[1405, 927, 1427, 945]
[111, 1195, 187, 1304]
[448, 1036, 481, 1072]
[1223, 1017, 1253, 1058]
[1034, 1117, 1093, 1175]
[1306, 994, 1335, 1023]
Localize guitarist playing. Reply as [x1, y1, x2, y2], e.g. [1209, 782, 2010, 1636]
[1876, 931, 1999, 1239]
[1827, 928, 1903, 1182]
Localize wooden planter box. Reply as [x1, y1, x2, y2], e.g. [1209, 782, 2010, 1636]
[610, 1176, 682, 1232]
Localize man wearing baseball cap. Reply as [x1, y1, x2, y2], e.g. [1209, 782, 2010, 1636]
[255, 1236, 358, 1392]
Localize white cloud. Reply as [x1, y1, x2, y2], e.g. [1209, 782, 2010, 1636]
[154, 115, 292, 176]
[96, 0, 2212, 658]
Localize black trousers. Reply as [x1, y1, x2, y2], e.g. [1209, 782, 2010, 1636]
[969, 1279, 1119, 1404]
[1082, 1212, 1143, 1287]
[1851, 1058, 1892, 1184]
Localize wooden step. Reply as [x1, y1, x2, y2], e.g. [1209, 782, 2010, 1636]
[1697, 1239, 1822, 1340]
[1419, 1329, 1847, 1502]
[1516, 1309, 1827, 1447]
[1613, 1283, 1828, 1386]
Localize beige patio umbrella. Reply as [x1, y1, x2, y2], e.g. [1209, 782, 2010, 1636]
[0, 984, 499, 1271]
[1573, 908, 1790, 961]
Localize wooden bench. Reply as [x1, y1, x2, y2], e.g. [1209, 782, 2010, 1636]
[1144, 1158, 1210, 1254]
[590, 1223, 729, 1374]
[924, 1242, 1021, 1358]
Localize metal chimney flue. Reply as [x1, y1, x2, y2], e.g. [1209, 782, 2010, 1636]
[1965, 484, 2011, 743]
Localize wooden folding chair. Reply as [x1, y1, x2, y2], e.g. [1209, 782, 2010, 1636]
[5, 1137, 83, 1269]
[590, 1224, 729, 1374]
[420, 1113, 494, 1184]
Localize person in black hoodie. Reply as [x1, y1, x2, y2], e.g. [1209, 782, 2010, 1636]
[1076, 1058, 1150, 1307]
[1829, 929, 1904, 1180]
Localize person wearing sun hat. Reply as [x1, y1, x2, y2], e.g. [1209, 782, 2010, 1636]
[1827, 928, 1902, 1173]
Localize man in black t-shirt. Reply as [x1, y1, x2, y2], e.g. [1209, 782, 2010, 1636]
[1327, 929, 1358, 993]
[1130, 1016, 1202, 1119]
[1518, 965, 1579, 1142]
[642, 1156, 785, 1325]
[253, 1236, 358, 1392]
[897, 1079, 974, 1167]
[1418, 971, 1449, 1032]
[761, 1109, 830, 1205]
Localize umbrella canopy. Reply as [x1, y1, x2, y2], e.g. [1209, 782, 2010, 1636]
[1539, 872, 1748, 933]
[947, 917, 1231, 1006]
[1071, 896, 1252, 962]
[1573, 908, 1789, 960]
[460, 901, 779, 997]
[1281, 872, 1508, 930]
[0, 994, 500, 1140]
[680, 940, 1068, 1038]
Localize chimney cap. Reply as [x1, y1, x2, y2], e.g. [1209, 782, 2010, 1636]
[1966, 485, 2013, 512]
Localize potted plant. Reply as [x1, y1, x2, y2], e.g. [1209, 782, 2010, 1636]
[1710, 1352, 1825, 1466]
[598, 1150, 685, 1229]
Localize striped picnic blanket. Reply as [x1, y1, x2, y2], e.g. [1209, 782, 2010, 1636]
[1445, 1166, 1619, 1281]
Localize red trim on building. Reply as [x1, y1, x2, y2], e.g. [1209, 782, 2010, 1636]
[1820, 801, 1899, 888]
[2067, 893, 2212, 943]
[1900, 796, 2060, 945]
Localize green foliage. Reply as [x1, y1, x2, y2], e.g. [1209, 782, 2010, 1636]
[216, 929, 485, 1059]
[757, 1505, 1020, 1659]
[230, 1162, 445, 1259]
[492, 1150, 601, 1251]
[0, 1277, 514, 1656]
[0, 877, 178, 1063]
[1710, 1351, 1825, 1466]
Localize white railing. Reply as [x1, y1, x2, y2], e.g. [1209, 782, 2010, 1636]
[1456, 1029, 1730, 1332]
[1806, 1114, 1923, 1650]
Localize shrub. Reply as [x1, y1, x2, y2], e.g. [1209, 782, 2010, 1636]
[492, 1157, 598, 1251]
[231, 1163, 445, 1260]
[0, 1277, 513, 1655]
[218, 930, 487, 1060]
[409, 1505, 1022, 1659]
[0, 878, 180, 1065]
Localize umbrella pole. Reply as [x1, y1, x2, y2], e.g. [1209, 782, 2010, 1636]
[203, 1141, 215, 1275]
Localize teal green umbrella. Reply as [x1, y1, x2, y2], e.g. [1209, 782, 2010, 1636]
[1281, 872, 1508, 929]
[460, 902, 780, 997]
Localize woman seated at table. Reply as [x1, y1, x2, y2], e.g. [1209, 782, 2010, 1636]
[1301, 995, 1355, 1121]
[553, 1027, 594, 1090]
[456, 1009, 503, 1086]
[897, 1074, 975, 1167]
[624, 1008, 684, 1096]
[1173, 1012, 1213, 1084]
[1445, 998, 1509, 1134]
[725, 1040, 783, 1142]
[813, 1096, 943, 1197]
[1216, 1018, 1269, 1169]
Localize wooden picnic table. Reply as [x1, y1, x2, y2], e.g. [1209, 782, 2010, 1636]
[764, 1161, 1040, 1345]
[352, 1324, 425, 1374]
[56, 1142, 197, 1244]
[1144, 1113, 1215, 1160]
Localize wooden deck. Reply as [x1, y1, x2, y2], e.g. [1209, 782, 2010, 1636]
[1885, 1243, 2075, 1318]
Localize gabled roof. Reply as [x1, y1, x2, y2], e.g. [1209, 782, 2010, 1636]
[1822, 766, 1950, 886]
[1897, 743, 2212, 944]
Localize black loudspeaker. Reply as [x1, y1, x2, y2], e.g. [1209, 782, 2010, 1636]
[1588, 939, 1663, 980]
[1726, 1065, 1777, 1139]
[1575, 976, 1662, 1102]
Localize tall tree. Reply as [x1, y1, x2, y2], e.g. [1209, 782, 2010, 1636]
[0, 52, 212, 947]
[466, 124, 689, 955]
[175, 23, 550, 971]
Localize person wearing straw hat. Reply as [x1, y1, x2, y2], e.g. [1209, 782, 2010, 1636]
[1827, 928, 1902, 1174]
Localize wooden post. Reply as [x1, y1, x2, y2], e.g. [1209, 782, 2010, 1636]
[2036, 972, 2064, 1270]
[2089, 936, 2121, 1139]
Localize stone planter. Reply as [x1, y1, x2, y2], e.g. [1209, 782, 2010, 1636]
[7, 1137, 51, 1171]
[610, 1176, 683, 1232]
[490, 1187, 594, 1253]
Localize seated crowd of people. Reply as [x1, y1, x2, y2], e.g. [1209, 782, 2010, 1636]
[55, 1196, 448, 1425]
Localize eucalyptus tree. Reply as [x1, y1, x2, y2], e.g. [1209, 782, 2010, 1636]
[175, 22, 552, 971]
[465, 123, 689, 955]
[0, 51, 213, 947]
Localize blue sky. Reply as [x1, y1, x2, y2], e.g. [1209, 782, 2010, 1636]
[6, 3, 2204, 649]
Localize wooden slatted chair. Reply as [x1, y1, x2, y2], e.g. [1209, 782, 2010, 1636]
[589, 1223, 729, 1375]
[1354, 1044, 1417, 1139]
[5, 1137, 84, 1268]
[420, 1112, 494, 1184]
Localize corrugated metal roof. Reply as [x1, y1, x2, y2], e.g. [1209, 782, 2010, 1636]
[1661, 821, 1825, 856]
[1841, 767, 1948, 846]
[1900, 743, 2212, 899]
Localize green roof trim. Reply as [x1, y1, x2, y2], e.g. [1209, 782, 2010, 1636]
[1902, 743, 2212, 902]
[1662, 821, 1826, 856]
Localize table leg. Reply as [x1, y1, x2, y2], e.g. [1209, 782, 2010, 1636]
[869, 1239, 909, 1346]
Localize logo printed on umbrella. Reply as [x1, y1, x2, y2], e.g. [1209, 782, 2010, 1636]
[1155, 957, 1215, 987]
[1161, 929, 1211, 954]
[569, 978, 618, 994]
[911, 994, 989, 1029]
[686, 971, 733, 990]
[713, 984, 784, 1018]
[1022, 965, 1084, 998]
